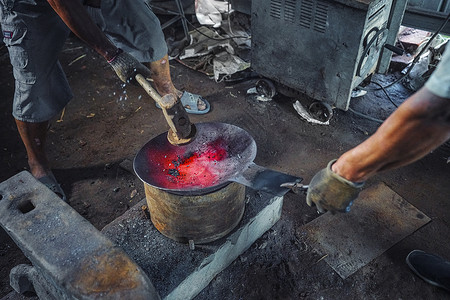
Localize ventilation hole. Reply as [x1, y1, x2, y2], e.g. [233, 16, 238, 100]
[285, 0, 297, 22]
[313, 0, 329, 33]
[299, 0, 314, 28]
[18, 200, 35, 214]
[0, 194, 3, 201]
[270, 0, 282, 19]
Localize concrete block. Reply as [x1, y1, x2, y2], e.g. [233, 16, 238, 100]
[101, 188, 283, 300]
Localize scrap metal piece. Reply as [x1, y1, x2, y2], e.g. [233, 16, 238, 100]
[233, 162, 303, 197]
[293, 100, 331, 125]
[0, 171, 160, 300]
[298, 182, 431, 279]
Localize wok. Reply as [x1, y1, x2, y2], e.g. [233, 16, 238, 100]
[134, 122, 302, 196]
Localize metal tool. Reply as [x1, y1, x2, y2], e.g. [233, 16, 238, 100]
[135, 74, 196, 145]
[0, 172, 160, 299]
[134, 122, 302, 197]
[279, 182, 309, 194]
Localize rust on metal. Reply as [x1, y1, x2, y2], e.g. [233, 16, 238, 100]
[71, 247, 151, 298]
[141, 205, 150, 219]
[144, 182, 246, 244]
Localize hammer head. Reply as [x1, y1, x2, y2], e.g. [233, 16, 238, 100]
[160, 94, 196, 146]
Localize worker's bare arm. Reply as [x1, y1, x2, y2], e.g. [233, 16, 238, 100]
[46, 0, 118, 61]
[333, 87, 450, 182]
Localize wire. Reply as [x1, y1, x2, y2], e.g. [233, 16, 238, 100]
[349, 78, 400, 123]
[367, 12, 450, 91]
[227, 1, 235, 36]
[354, 12, 450, 122]
[348, 108, 384, 123]
[369, 81, 399, 108]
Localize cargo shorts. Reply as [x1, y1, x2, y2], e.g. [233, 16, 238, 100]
[1, 0, 72, 122]
[86, 0, 168, 63]
[1, 0, 167, 122]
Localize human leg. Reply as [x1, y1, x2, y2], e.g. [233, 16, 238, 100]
[148, 55, 208, 112]
[148, 54, 180, 97]
[3, 0, 71, 200]
[15, 119, 67, 201]
[96, 0, 209, 112]
[15, 120, 50, 179]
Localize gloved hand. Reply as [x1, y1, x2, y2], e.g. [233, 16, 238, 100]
[306, 159, 364, 213]
[108, 49, 151, 83]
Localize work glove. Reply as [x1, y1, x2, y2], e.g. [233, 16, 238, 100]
[306, 159, 364, 214]
[108, 49, 151, 83]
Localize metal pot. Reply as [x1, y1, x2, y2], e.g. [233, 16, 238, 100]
[144, 182, 245, 244]
[134, 122, 301, 243]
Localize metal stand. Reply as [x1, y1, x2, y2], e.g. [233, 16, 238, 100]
[377, 0, 408, 74]
[150, 0, 191, 43]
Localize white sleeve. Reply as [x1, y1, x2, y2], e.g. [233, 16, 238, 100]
[425, 45, 450, 98]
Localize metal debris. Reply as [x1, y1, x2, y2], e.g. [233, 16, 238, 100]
[293, 101, 329, 125]
[68, 54, 87, 66]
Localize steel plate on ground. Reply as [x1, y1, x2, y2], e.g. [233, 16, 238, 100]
[298, 182, 431, 279]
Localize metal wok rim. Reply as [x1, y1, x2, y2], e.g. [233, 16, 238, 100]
[133, 122, 257, 196]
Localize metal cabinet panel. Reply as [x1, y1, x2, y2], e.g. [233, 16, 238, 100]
[251, 0, 392, 110]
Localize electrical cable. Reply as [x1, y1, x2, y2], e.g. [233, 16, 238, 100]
[348, 108, 384, 123]
[370, 81, 399, 108]
[227, 1, 235, 36]
[352, 12, 450, 123]
[366, 12, 450, 91]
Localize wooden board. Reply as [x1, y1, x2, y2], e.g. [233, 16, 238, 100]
[298, 182, 431, 279]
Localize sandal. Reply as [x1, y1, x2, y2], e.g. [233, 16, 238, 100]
[156, 91, 211, 114]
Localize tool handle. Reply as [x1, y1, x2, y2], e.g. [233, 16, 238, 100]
[135, 73, 176, 131]
[136, 74, 169, 107]
[135, 74, 195, 145]
[384, 44, 405, 56]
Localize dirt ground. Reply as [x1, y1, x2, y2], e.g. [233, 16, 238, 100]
[1, 29, 450, 299]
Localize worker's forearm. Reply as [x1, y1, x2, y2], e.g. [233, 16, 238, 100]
[47, 0, 118, 61]
[332, 87, 450, 182]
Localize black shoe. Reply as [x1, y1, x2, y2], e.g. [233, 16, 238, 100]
[406, 250, 450, 292]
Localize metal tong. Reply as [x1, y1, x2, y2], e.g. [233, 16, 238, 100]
[280, 182, 309, 194]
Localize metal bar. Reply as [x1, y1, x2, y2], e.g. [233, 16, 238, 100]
[377, 0, 408, 74]
[0, 171, 160, 300]
[174, 0, 191, 43]
[150, 0, 191, 42]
